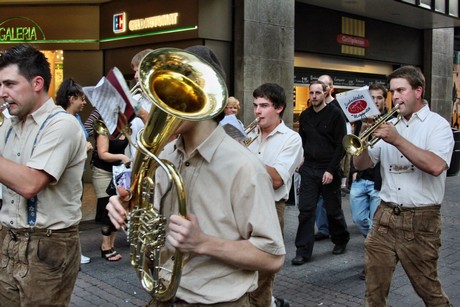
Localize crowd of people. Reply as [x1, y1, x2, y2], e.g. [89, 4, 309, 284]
[0, 43, 454, 307]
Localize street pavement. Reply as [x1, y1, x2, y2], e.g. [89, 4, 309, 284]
[71, 175, 460, 307]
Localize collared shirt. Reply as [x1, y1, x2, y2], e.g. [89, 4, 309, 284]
[0, 99, 87, 229]
[155, 125, 285, 304]
[368, 105, 454, 207]
[248, 121, 303, 201]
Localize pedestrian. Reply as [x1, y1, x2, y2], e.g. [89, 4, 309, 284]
[247, 83, 303, 307]
[292, 80, 350, 265]
[353, 65, 454, 305]
[106, 45, 285, 306]
[55, 77, 94, 265]
[0, 44, 87, 305]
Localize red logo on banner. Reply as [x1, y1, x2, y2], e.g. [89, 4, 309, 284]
[348, 100, 368, 114]
[337, 34, 369, 48]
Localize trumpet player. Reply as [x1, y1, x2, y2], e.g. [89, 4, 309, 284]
[353, 66, 453, 306]
[247, 83, 303, 307]
[107, 46, 285, 306]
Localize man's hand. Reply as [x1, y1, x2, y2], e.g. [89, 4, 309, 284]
[106, 186, 131, 229]
[167, 214, 207, 254]
[373, 122, 400, 145]
[322, 171, 333, 185]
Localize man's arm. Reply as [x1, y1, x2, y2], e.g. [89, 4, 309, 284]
[0, 157, 52, 199]
[374, 122, 448, 176]
[107, 187, 285, 273]
[167, 214, 285, 273]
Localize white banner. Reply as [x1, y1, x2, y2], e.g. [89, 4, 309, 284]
[335, 86, 381, 122]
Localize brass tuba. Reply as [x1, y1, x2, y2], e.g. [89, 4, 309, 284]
[127, 48, 227, 301]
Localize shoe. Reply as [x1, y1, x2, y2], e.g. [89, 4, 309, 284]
[291, 255, 310, 265]
[80, 254, 91, 264]
[314, 233, 330, 241]
[274, 297, 290, 307]
[332, 243, 347, 255]
[359, 268, 366, 280]
[101, 248, 122, 261]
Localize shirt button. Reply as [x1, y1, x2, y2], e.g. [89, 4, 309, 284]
[9, 221, 13, 225]
[17, 153, 20, 156]
[185, 162, 190, 167]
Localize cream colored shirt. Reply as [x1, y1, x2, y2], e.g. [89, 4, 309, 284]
[155, 125, 285, 304]
[248, 121, 303, 201]
[0, 99, 87, 229]
[368, 105, 454, 207]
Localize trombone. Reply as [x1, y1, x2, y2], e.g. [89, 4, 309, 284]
[342, 104, 401, 156]
[0, 102, 10, 127]
[242, 118, 259, 147]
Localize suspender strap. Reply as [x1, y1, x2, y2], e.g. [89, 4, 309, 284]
[4, 110, 66, 227]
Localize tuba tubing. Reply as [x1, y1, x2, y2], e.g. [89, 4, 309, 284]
[127, 48, 227, 302]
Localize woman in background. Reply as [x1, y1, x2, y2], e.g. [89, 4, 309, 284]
[55, 78, 93, 264]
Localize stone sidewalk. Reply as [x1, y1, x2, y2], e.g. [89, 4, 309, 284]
[71, 176, 460, 306]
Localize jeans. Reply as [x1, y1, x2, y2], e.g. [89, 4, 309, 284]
[349, 179, 380, 237]
[295, 165, 349, 258]
[315, 195, 329, 236]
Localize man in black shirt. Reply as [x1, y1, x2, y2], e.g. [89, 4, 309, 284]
[292, 80, 350, 265]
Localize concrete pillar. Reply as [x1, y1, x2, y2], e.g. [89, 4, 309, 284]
[234, 0, 295, 127]
[424, 28, 454, 122]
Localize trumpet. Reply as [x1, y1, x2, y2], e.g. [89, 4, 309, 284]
[342, 104, 401, 156]
[130, 82, 142, 96]
[242, 118, 259, 147]
[0, 102, 10, 126]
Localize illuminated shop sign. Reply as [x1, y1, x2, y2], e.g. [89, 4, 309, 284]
[113, 12, 179, 34]
[0, 16, 45, 42]
[113, 12, 126, 33]
[129, 12, 178, 31]
[337, 34, 369, 48]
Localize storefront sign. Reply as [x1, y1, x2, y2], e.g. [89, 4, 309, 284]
[0, 16, 45, 42]
[337, 34, 369, 48]
[113, 12, 126, 33]
[128, 12, 179, 32]
[294, 67, 387, 87]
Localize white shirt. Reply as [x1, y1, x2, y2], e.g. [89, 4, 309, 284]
[368, 105, 454, 207]
[248, 121, 303, 202]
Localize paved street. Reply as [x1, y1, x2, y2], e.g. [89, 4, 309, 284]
[72, 175, 460, 307]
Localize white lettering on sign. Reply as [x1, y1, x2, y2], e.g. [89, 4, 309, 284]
[129, 13, 179, 31]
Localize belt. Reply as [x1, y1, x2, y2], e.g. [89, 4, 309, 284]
[1, 224, 79, 241]
[381, 201, 440, 216]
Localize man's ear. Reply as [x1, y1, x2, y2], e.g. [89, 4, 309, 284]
[32, 76, 45, 92]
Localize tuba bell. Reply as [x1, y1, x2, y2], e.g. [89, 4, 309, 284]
[127, 48, 227, 302]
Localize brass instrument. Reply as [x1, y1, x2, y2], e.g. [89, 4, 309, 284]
[130, 82, 142, 96]
[242, 118, 259, 147]
[0, 102, 10, 126]
[342, 104, 401, 156]
[128, 48, 227, 301]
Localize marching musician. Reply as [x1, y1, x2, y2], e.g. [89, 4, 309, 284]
[353, 66, 453, 305]
[0, 44, 87, 305]
[106, 46, 285, 306]
[246, 83, 303, 307]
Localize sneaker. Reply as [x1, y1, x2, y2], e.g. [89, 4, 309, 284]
[274, 297, 290, 307]
[80, 254, 91, 264]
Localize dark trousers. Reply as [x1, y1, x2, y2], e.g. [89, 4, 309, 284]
[295, 165, 350, 258]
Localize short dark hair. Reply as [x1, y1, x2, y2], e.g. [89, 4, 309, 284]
[388, 65, 425, 97]
[55, 78, 84, 110]
[253, 83, 286, 117]
[368, 83, 388, 99]
[0, 44, 51, 92]
[309, 80, 328, 92]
